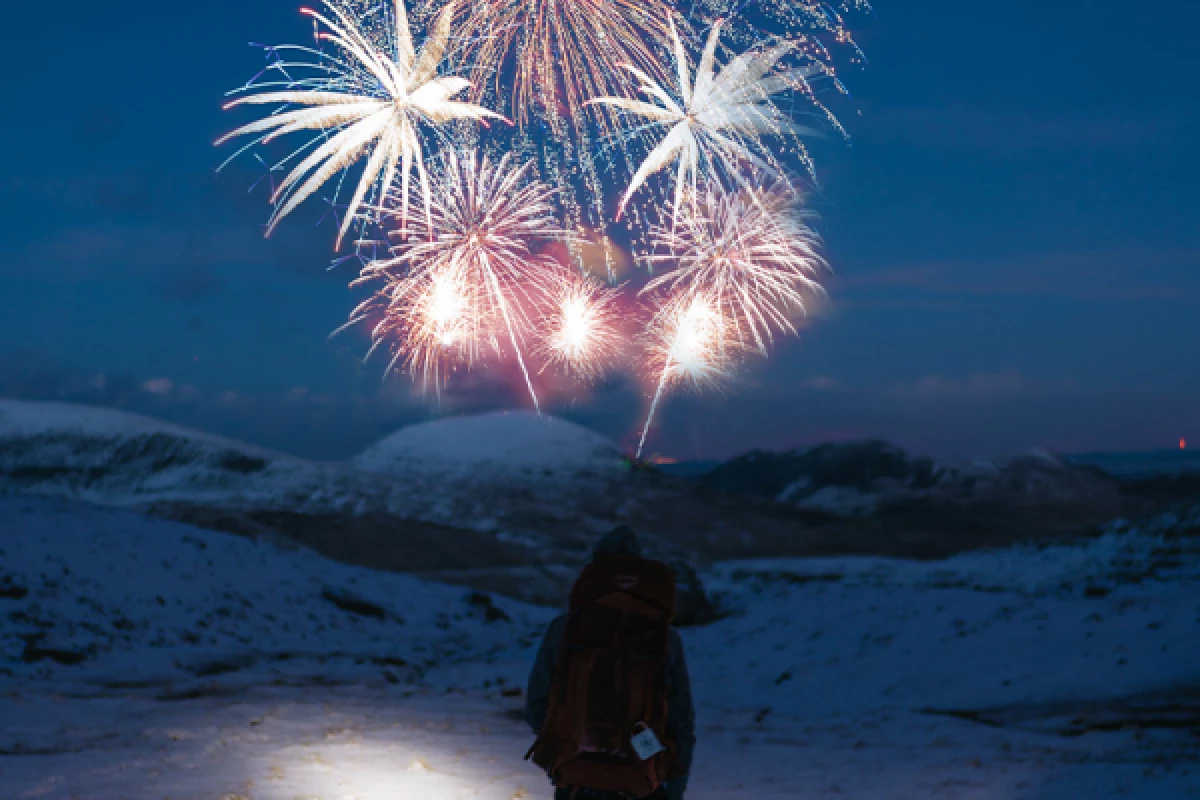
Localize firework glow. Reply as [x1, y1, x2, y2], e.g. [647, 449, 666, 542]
[637, 292, 730, 457]
[343, 151, 571, 407]
[643, 181, 826, 354]
[217, 0, 503, 246]
[220, 0, 868, 456]
[537, 274, 626, 383]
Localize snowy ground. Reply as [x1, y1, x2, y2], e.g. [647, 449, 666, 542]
[2, 495, 1199, 799]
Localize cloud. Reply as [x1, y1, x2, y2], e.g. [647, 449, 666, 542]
[885, 371, 1077, 401]
[840, 246, 1200, 303]
[0, 163, 341, 284]
[140, 378, 176, 395]
[862, 108, 1168, 153]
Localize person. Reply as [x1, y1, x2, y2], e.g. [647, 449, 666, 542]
[524, 526, 695, 800]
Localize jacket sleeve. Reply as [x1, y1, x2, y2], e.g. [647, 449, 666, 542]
[664, 626, 695, 800]
[524, 615, 567, 733]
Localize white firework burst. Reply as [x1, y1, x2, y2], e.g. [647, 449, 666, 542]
[217, 0, 504, 247]
[590, 18, 816, 220]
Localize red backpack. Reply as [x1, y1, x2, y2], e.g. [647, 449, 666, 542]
[529, 556, 680, 797]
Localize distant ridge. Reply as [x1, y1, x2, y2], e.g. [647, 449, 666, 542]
[1066, 449, 1200, 479]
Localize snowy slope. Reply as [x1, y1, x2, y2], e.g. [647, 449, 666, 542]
[0, 398, 380, 513]
[355, 410, 625, 481]
[1, 497, 1198, 798]
[0, 399, 259, 442]
[0, 402, 700, 586]
[0, 400, 628, 528]
[0, 494, 548, 693]
[692, 509, 1200, 720]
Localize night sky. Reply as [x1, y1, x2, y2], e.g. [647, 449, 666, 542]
[2, 0, 1197, 460]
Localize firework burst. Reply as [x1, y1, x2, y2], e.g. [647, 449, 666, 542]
[635, 180, 825, 456]
[456, 0, 673, 133]
[344, 151, 571, 405]
[679, 0, 869, 143]
[642, 180, 825, 354]
[450, 0, 678, 238]
[217, 0, 504, 247]
[537, 273, 625, 383]
[591, 18, 817, 220]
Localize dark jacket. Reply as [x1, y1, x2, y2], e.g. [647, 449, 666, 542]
[524, 614, 696, 800]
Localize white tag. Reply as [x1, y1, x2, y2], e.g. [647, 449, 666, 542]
[630, 727, 665, 761]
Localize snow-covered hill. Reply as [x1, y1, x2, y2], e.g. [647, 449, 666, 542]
[0, 401, 698, 607]
[356, 411, 625, 482]
[3, 399, 1189, 615]
[0, 398, 376, 513]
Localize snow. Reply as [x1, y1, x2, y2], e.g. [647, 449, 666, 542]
[0, 494, 546, 693]
[0, 402, 635, 545]
[355, 411, 625, 480]
[0, 399, 260, 448]
[2, 496, 1199, 798]
[0, 398, 356, 512]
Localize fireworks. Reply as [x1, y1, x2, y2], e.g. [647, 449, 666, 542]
[642, 181, 825, 354]
[217, 0, 503, 247]
[637, 292, 731, 457]
[345, 151, 571, 406]
[456, 0, 673, 133]
[452, 0, 677, 231]
[537, 273, 625, 383]
[634, 182, 825, 456]
[219, 0, 868, 454]
[591, 18, 816, 219]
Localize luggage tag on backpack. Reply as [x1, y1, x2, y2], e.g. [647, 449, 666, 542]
[630, 724, 665, 761]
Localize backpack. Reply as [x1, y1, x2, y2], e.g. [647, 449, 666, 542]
[528, 556, 680, 798]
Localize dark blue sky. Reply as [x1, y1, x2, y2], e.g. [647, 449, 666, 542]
[2, 0, 1197, 460]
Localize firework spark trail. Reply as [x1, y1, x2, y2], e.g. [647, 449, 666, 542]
[483, 253, 541, 412]
[450, 0, 678, 234]
[590, 18, 819, 221]
[217, 0, 504, 248]
[680, 0, 870, 80]
[343, 151, 573, 407]
[456, 0, 672, 132]
[636, 293, 729, 458]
